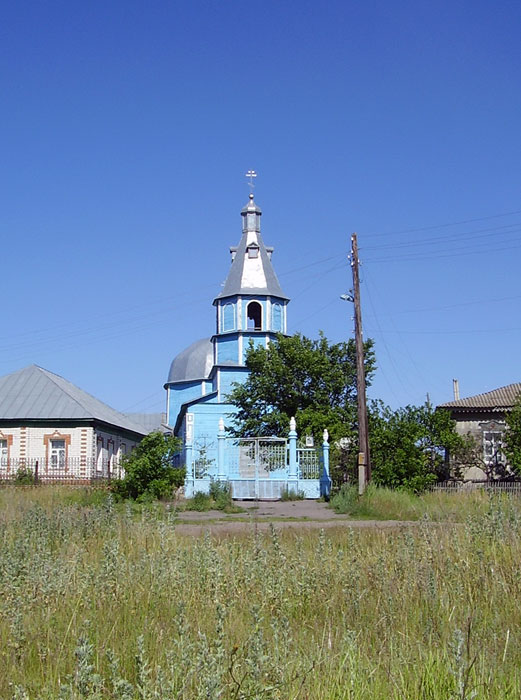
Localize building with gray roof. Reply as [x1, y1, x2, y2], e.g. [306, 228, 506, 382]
[439, 382, 521, 480]
[0, 365, 147, 481]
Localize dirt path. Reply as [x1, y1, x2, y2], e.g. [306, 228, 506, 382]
[172, 500, 417, 535]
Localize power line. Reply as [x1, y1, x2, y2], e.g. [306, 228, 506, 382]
[365, 326, 521, 335]
[361, 208, 521, 238]
[360, 222, 521, 252]
[364, 239, 521, 263]
[395, 293, 521, 315]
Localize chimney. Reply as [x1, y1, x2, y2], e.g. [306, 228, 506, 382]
[453, 379, 460, 401]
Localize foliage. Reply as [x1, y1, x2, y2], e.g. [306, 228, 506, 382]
[208, 479, 234, 509]
[227, 332, 375, 445]
[186, 490, 214, 511]
[59, 486, 113, 507]
[1, 487, 521, 697]
[183, 481, 243, 513]
[449, 432, 512, 482]
[503, 395, 521, 476]
[227, 332, 468, 492]
[368, 401, 468, 492]
[13, 466, 36, 485]
[280, 486, 305, 501]
[330, 483, 455, 520]
[111, 432, 184, 501]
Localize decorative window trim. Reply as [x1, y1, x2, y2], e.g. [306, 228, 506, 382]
[44, 432, 71, 473]
[479, 421, 506, 468]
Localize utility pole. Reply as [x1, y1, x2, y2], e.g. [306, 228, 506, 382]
[350, 233, 371, 490]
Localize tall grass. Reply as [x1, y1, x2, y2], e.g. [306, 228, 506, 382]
[331, 483, 512, 522]
[0, 485, 520, 698]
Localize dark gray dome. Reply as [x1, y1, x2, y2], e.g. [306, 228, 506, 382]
[167, 338, 214, 384]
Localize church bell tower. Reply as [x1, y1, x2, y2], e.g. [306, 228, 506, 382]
[212, 192, 289, 400]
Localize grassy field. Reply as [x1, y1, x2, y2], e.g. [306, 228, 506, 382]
[329, 483, 513, 521]
[1, 486, 520, 698]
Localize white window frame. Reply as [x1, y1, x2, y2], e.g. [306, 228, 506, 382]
[483, 430, 505, 468]
[0, 439, 8, 466]
[50, 439, 66, 470]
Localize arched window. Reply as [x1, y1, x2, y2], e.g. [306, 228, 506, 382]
[272, 303, 282, 332]
[247, 301, 262, 330]
[222, 303, 235, 332]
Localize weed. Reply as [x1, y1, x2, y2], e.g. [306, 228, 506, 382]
[183, 483, 244, 513]
[280, 486, 305, 501]
[1, 486, 521, 698]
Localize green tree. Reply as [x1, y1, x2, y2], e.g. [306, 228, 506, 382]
[369, 401, 468, 491]
[112, 432, 184, 501]
[503, 396, 521, 475]
[227, 332, 376, 445]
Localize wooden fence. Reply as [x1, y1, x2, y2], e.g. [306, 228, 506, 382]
[431, 481, 521, 495]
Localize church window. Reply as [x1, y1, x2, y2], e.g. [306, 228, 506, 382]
[247, 301, 262, 330]
[245, 213, 260, 232]
[222, 303, 235, 331]
[272, 303, 282, 332]
[247, 243, 259, 259]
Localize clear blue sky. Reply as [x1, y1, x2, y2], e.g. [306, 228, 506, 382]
[1, 0, 520, 416]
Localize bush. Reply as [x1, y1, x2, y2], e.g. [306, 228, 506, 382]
[111, 432, 184, 501]
[209, 480, 233, 510]
[184, 481, 243, 513]
[13, 466, 36, 485]
[188, 491, 214, 511]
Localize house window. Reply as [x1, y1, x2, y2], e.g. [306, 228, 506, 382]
[44, 432, 71, 473]
[247, 243, 259, 258]
[0, 439, 8, 466]
[107, 439, 114, 473]
[483, 431, 505, 468]
[247, 301, 262, 330]
[50, 440, 66, 470]
[96, 437, 104, 472]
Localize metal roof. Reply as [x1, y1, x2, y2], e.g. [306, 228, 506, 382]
[0, 365, 147, 435]
[166, 337, 214, 384]
[439, 382, 521, 411]
[126, 412, 168, 434]
[214, 230, 288, 300]
[214, 196, 288, 301]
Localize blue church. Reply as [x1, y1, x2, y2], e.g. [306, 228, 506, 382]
[165, 193, 330, 499]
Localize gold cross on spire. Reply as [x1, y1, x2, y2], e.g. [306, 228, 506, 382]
[245, 169, 257, 193]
